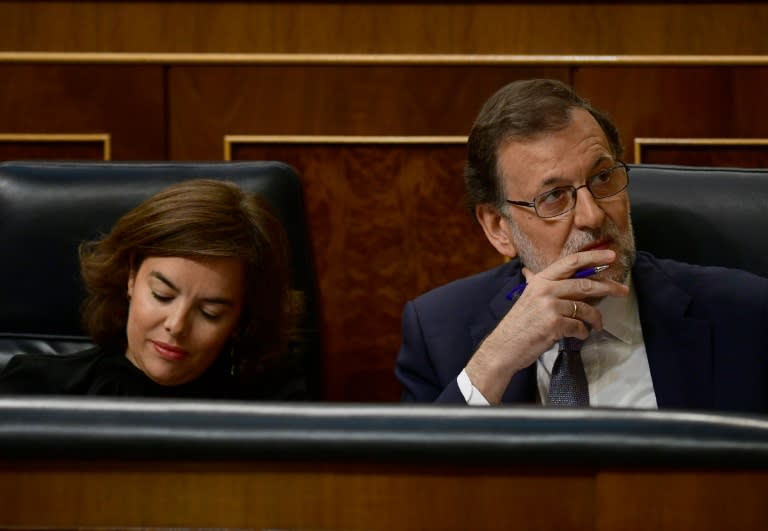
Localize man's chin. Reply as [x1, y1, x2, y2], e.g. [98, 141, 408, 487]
[604, 264, 631, 285]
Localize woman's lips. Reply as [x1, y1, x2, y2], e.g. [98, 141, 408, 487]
[152, 340, 189, 360]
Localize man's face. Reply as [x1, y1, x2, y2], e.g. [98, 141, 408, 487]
[496, 108, 635, 282]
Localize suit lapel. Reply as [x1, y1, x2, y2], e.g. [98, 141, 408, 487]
[468, 261, 538, 404]
[633, 253, 714, 409]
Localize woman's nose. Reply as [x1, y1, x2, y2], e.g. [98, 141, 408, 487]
[164, 306, 187, 337]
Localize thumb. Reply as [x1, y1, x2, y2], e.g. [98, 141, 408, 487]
[521, 266, 535, 281]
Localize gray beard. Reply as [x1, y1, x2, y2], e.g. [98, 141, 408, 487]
[508, 214, 636, 285]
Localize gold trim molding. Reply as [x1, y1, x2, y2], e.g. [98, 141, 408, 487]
[0, 133, 111, 160]
[224, 134, 467, 160]
[634, 137, 768, 163]
[2, 52, 768, 66]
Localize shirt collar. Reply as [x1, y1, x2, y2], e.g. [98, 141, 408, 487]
[594, 274, 638, 344]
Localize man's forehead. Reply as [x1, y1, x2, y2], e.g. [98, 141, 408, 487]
[498, 116, 612, 189]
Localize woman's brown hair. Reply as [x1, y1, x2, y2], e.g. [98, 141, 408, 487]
[79, 178, 295, 377]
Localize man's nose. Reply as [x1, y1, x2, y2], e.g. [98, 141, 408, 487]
[572, 187, 605, 230]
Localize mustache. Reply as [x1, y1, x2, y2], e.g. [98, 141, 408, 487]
[562, 218, 636, 283]
[561, 223, 621, 256]
[508, 211, 636, 280]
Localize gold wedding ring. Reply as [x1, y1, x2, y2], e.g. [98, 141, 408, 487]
[570, 301, 578, 319]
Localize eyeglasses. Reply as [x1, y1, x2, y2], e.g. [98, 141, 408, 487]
[505, 161, 630, 219]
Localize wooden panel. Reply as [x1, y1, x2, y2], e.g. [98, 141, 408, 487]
[0, 64, 165, 160]
[229, 139, 501, 402]
[573, 66, 768, 163]
[0, 461, 594, 530]
[1, 2, 767, 55]
[168, 64, 568, 159]
[2, 460, 768, 531]
[596, 470, 768, 531]
[0, 133, 110, 161]
[635, 138, 768, 167]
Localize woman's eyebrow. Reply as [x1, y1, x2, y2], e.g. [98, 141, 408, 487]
[150, 271, 234, 306]
[150, 271, 178, 291]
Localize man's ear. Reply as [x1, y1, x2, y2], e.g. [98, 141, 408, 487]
[475, 204, 518, 259]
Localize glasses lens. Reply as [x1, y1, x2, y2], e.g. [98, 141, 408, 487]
[534, 187, 574, 218]
[530, 164, 628, 218]
[589, 165, 628, 198]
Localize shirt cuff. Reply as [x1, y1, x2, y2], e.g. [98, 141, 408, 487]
[457, 368, 491, 406]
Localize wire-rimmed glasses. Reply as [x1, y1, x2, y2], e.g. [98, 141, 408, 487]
[505, 161, 630, 219]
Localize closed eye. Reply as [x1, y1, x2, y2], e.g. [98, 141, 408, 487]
[200, 309, 222, 321]
[152, 292, 173, 302]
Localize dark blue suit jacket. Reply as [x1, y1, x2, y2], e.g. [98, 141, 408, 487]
[395, 251, 768, 413]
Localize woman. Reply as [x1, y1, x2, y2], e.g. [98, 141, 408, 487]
[0, 179, 305, 399]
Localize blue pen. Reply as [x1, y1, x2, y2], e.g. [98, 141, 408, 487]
[505, 264, 610, 301]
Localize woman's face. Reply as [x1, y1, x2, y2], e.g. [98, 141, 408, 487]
[125, 256, 245, 386]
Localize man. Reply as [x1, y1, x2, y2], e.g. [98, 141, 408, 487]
[395, 78, 768, 412]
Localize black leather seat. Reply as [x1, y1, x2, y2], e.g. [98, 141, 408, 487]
[629, 164, 768, 279]
[0, 161, 322, 398]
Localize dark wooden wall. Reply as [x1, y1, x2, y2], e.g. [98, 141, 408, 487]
[1, 1, 767, 400]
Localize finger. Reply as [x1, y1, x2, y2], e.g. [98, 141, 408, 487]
[521, 266, 533, 279]
[537, 249, 617, 281]
[553, 276, 630, 300]
[562, 300, 604, 332]
[564, 319, 592, 340]
[521, 266, 535, 285]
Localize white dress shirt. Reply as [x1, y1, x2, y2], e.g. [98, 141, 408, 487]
[458, 276, 658, 408]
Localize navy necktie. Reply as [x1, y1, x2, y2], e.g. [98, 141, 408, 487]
[549, 337, 589, 406]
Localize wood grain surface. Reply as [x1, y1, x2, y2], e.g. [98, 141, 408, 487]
[1, 460, 767, 530]
[0, 64, 165, 159]
[1, 2, 767, 55]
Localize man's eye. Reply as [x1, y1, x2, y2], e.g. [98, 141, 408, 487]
[539, 188, 568, 204]
[591, 168, 613, 185]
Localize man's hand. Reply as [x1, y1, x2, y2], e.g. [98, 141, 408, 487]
[465, 249, 629, 404]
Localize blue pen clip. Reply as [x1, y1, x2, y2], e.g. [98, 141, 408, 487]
[506, 264, 610, 301]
